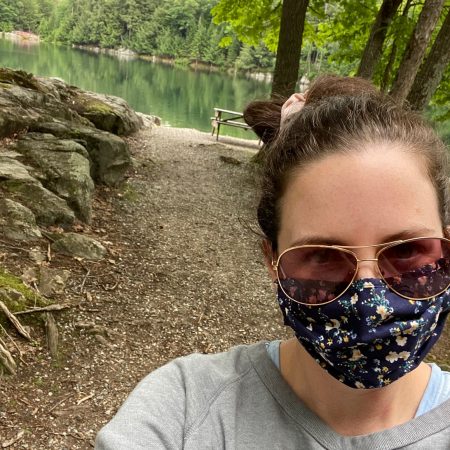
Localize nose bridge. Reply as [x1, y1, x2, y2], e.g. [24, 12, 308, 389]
[356, 256, 380, 279]
[354, 246, 381, 279]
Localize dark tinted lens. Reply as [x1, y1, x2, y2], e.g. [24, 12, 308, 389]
[379, 238, 450, 299]
[278, 247, 357, 304]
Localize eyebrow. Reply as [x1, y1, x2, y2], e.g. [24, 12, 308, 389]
[289, 227, 438, 247]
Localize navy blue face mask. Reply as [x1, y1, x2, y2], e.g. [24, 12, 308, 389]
[277, 278, 450, 389]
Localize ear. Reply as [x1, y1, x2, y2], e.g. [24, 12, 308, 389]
[262, 239, 278, 283]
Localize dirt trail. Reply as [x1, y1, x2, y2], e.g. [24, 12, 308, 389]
[0, 126, 288, 449]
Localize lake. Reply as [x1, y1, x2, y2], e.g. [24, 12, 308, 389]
[0, 38, 271, 139]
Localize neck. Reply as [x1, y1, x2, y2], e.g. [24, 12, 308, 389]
[280, 338, 431, 436]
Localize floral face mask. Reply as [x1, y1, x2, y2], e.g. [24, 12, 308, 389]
[277, 278, 450, 389]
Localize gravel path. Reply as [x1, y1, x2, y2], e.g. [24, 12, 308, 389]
[0, 126, 288, 449]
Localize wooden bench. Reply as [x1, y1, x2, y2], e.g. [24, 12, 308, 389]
[211, 108, 252, 141]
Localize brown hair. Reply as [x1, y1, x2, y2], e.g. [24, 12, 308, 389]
[244, 75, 450, 251]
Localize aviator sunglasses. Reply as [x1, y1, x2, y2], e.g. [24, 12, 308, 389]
[273, 237, 450, 306]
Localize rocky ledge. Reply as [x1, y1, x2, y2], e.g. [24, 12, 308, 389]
[0, 68, 161, 374]
[0, 67, 155, 251]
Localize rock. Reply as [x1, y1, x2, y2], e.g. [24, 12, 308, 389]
[136, 112, 161, 127]
[65, 89, 143, 136]
[14, 133, 94, 222]
[0, 198, 41, 241]
[0, 68, 42, 90]
[0, 267, 50, 322]
[0, 156, 36, 182]
[0, 155, 75, 226]
[2, 179, 75, 227]
[73, 127, 131, 186]
[51, 233, 107, 260]
[38, 267, 70, 297]
[0, 68, 143, 237]
[28, 247, 46, 263]
[30, 121, 131, 186]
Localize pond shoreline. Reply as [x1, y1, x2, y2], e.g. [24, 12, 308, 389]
[72, 44, 274, 82]
[0, 36, 271, 136]
[1, 31, 273, 83]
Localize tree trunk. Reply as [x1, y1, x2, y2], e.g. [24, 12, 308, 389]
[407, 10, 450, 110]
[390, 0, 445, 103]
[380, 0, 413, 91]
[271, 0, 309, 98]
[357, 0, 402, 80]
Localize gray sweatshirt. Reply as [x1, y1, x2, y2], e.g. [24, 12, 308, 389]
[96, 342, 450, 449]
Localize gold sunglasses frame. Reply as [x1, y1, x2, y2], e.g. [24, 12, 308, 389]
[272, 236, 450, 306]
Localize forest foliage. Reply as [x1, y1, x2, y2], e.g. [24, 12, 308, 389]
[0, 0, 448, 113]
[0, 0, 275, 71]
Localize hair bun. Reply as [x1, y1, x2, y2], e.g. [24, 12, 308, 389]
[243, 75, 382, 143]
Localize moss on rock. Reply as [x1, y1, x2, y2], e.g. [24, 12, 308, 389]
[0, 68, 42, 91]
[0, 268, 51, 327]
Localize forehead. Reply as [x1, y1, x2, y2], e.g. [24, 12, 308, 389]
[277, 144, 442, 251]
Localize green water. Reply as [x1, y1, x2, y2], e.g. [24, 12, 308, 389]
[0, 38, 271, 139]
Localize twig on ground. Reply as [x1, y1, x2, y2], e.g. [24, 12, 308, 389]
[17, 397, 31, 407]
[79, 269, 91, 294]
[48, 393, 76, 414]
[77, 392, 94, 406]
[102, 280, 119, 291]
[14, 304, 71, 315]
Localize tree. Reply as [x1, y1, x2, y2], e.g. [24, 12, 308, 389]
[407, 9, 450, 110]
[0, 0, 18, 31]
[211, 0, 282, 51]
[356, 0, 402, 80]
[271, 0, 309, 97]
[379, 0, 413, 91]
[212, 0, 308, 97]
[390, 0, 446, 103]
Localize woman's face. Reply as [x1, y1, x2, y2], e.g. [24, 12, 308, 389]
[275, 144, 443, 280]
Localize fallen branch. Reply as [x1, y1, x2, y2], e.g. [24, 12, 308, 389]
[0, 338, 16, 375]
[45, 312, 58, 358]
[0, 301, 32, 341]
[14, 304, 71, 316]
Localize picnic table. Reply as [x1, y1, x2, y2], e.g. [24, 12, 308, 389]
[210, 107, 252, 141]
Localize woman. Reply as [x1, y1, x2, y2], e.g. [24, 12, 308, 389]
[96, 75, 450, 448]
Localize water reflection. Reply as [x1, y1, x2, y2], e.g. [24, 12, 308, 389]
[0, 38, 270, 138]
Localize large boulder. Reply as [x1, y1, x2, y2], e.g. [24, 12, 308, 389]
[34, 74, 143, 136]
[67, 90, 143, 136]
[14, 133, 94, 222]
[2, 180, 75, 227]
[0, 154, 75, 226]
[0, 198, 41, 241]
[0, 68, 142, 241]
[0, 69, 89, 137]
[30, 121, 131, 186]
